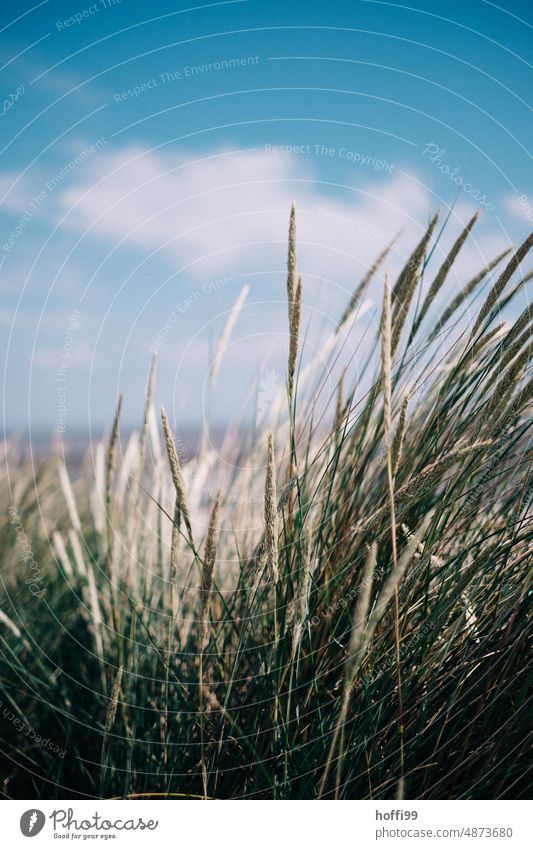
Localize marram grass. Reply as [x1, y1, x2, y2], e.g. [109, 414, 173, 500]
[0, 209, 532, 800]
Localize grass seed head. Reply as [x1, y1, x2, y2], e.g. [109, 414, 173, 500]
[264, 433, 279, 586]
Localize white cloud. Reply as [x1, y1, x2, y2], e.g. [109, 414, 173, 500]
[53, 144, 512, 312]
[2, 144, 517, 427]
[56, 144, 432, 282]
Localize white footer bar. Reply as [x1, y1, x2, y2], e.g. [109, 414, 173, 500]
[4, 799, 529, 848]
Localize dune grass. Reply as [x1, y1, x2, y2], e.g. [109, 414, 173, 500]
[0, 209, 532, 800]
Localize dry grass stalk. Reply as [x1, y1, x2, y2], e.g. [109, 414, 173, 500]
[390, 211, 441, 355]
[366, 518, 430, 635]
[169, 498, 181, 603]
[380, 275, 393, 438]
[318, 542, 377, 798]
[105, 665, 123, 733]
[493, 330, 531, 384]
[428, 249, 512, 340]
[201, 286, 249, 458]
[397, 441, 492, 500]
[199, 491, 222, 650]
[366, 441, 493, 534]
[287, 202, 297, 327]
[101, 664, 123, 784]
[334, 369, 346, 448]
[392, 271, 419, 356]
[264, 433, 279, 586]
[58, 460, 82, 532]
[105, 393, 123, 557]
[210, 286, 250, 388]
[323, 513, 431, 799]
[290, 530, 313, 660]
[128, 357, 157, 585]
[488, 346, 531, 421]
[392, 210, 440, 304]
[502, 305, 531, 353]
[68, 528, 87, 577]
[346, 542, 378, 672]
[380, 272, 404, 791]
[288, 275, 302, 400]
[413, 211, 479, 336]
[0, 609, 22, 638]
[449, 324, 509, 390]
[492, 373, 533, 436]
[471, 232, 533, 336]
[392, 394, 409, 477]
[160, 407, 193, 544]
[495, 267, 533, 317]
[87, 562, 105, 671]
[138, 355, 157, 488]
[53, 530, 73, 577]
[338, 237, 396, 330]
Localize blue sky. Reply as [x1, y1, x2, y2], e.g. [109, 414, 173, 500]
[1, 0, 532, 433]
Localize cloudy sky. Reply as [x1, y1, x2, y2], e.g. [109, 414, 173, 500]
[1, 0, 531, 434]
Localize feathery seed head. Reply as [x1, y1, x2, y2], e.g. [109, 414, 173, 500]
[288, 275, 302, 400]
[161, 406, 193, 541]
[287, 203, 297, 325]
[472, 232, 533, 336]
[264, 433, 279, 586]
[199, 490, 222, 649]
[380, 275, 393, 440]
